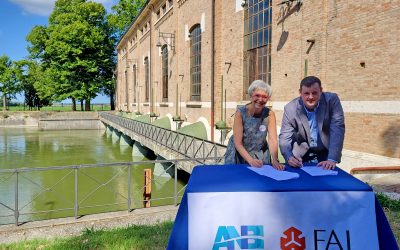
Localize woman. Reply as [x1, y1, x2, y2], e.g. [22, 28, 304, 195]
[225, 80, 284, 170]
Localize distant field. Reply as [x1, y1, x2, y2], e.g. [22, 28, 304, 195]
[5, 104, 111, 112]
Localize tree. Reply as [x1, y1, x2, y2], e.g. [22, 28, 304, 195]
[105, 0, 146, 110]
[107, 0, 147, 40]
[27, 0, 115, 111]
[102, 76, 115, 110]
[14, 60, 51, 110]
[0, 55, 20, 111]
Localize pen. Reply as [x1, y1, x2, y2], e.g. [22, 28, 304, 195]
[294, 156, 303, 167]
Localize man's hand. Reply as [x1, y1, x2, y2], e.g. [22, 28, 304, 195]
[317, 160, 336, 170]
[287, 156, 303, 167]
[248, 158, 263, 168]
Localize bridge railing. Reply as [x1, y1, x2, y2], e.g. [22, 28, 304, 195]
[99, 112, 227, 165]
[0, 157, 222, 226]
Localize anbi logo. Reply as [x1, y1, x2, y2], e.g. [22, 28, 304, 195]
[280, 226, 306, 250]
[213, 225, 264, 250]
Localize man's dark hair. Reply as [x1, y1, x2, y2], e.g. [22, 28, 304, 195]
[300, 76, 321, 89]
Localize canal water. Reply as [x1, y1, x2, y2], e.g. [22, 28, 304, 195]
[0, 127, 187, 225]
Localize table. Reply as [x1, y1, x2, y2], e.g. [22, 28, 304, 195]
[167, 164, 398, 250]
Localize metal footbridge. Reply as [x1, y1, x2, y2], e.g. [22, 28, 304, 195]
[99, 112, 226, 173]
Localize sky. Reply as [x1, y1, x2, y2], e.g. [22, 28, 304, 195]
[0, 0, 118, 104]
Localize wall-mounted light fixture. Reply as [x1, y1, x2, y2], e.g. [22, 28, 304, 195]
[241, 0, 248, 8]
[156, 30, 175, 52]
[278, 0, 303, 7]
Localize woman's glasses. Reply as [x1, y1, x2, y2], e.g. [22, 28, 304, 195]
[253, 94, 269, 100]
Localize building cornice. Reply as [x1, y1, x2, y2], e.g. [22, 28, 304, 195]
[177, 0, 189, 8]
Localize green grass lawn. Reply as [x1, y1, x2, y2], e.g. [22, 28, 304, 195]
[1, 194, 399, 250]
[0, 221, 173, 250]
[376, 192, 400, 243]
[5, 104, 111, 112]
[386, 209, 400, 243]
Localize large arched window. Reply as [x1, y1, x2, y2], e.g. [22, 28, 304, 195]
[133, 65, 137, 103]
[144, 57, 149, 102]
[125, 70, 129, 106]
[162, 45, 168, 102]
[243, 0, 272, 98]
[190, 24, 201, 101]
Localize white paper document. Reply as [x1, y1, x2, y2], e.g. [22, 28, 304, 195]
[301, 166, 338, 176]
[247, 165, 299, 181]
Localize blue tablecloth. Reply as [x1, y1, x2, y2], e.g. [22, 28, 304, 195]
[167, 164, 398, 250]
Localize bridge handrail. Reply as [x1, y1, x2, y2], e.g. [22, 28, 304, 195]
[0, 157, 223, 226]
[99, 112, 227, 161]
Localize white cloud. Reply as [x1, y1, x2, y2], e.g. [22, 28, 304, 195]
[10, 0, 118, 16]
[10, 0, 56, 16]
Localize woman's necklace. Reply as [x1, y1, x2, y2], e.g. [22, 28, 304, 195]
[248, 105, 262, 118]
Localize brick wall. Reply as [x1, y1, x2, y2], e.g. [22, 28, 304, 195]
[116, 0, 400, 158]
[271, 0, 400, 157]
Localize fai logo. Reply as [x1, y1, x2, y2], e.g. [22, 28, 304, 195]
[213, 225, 264, 250]
[280, 226, 306, 250]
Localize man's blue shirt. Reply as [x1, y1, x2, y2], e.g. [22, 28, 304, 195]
[303, 103, 319, 149]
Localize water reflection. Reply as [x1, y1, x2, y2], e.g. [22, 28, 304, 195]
[0, 129, 27, 167]
[0, 128, 133, 169]
[0, 128, 187, 225]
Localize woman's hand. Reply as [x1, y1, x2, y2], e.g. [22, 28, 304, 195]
[271, 159, 285, 170]
[248, 158, 263, 168]
[287, 156, 303, 168]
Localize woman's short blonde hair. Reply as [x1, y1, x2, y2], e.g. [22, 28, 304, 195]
[248, 79, 272, 99]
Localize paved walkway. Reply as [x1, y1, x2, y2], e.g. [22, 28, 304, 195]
[0, 205, 178, 245]
[368, 173, 400, 198]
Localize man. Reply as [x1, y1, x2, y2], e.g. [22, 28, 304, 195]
[279, 76, 345, 170]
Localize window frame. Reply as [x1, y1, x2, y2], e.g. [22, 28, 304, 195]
[144, 57, 149, 102]
[125, 70, 129, 106]
[133, 65, 137, 103]
[161, 45, 169, 102]
[189, 24, 201, 101]
[243, 0, 272, 98]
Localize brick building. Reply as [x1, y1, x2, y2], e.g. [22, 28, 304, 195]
[116, 0, 400, 166]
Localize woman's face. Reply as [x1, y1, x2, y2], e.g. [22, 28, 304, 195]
[251, 89, 269, 109]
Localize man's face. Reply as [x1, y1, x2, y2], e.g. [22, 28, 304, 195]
[299, 82, 322, 110]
